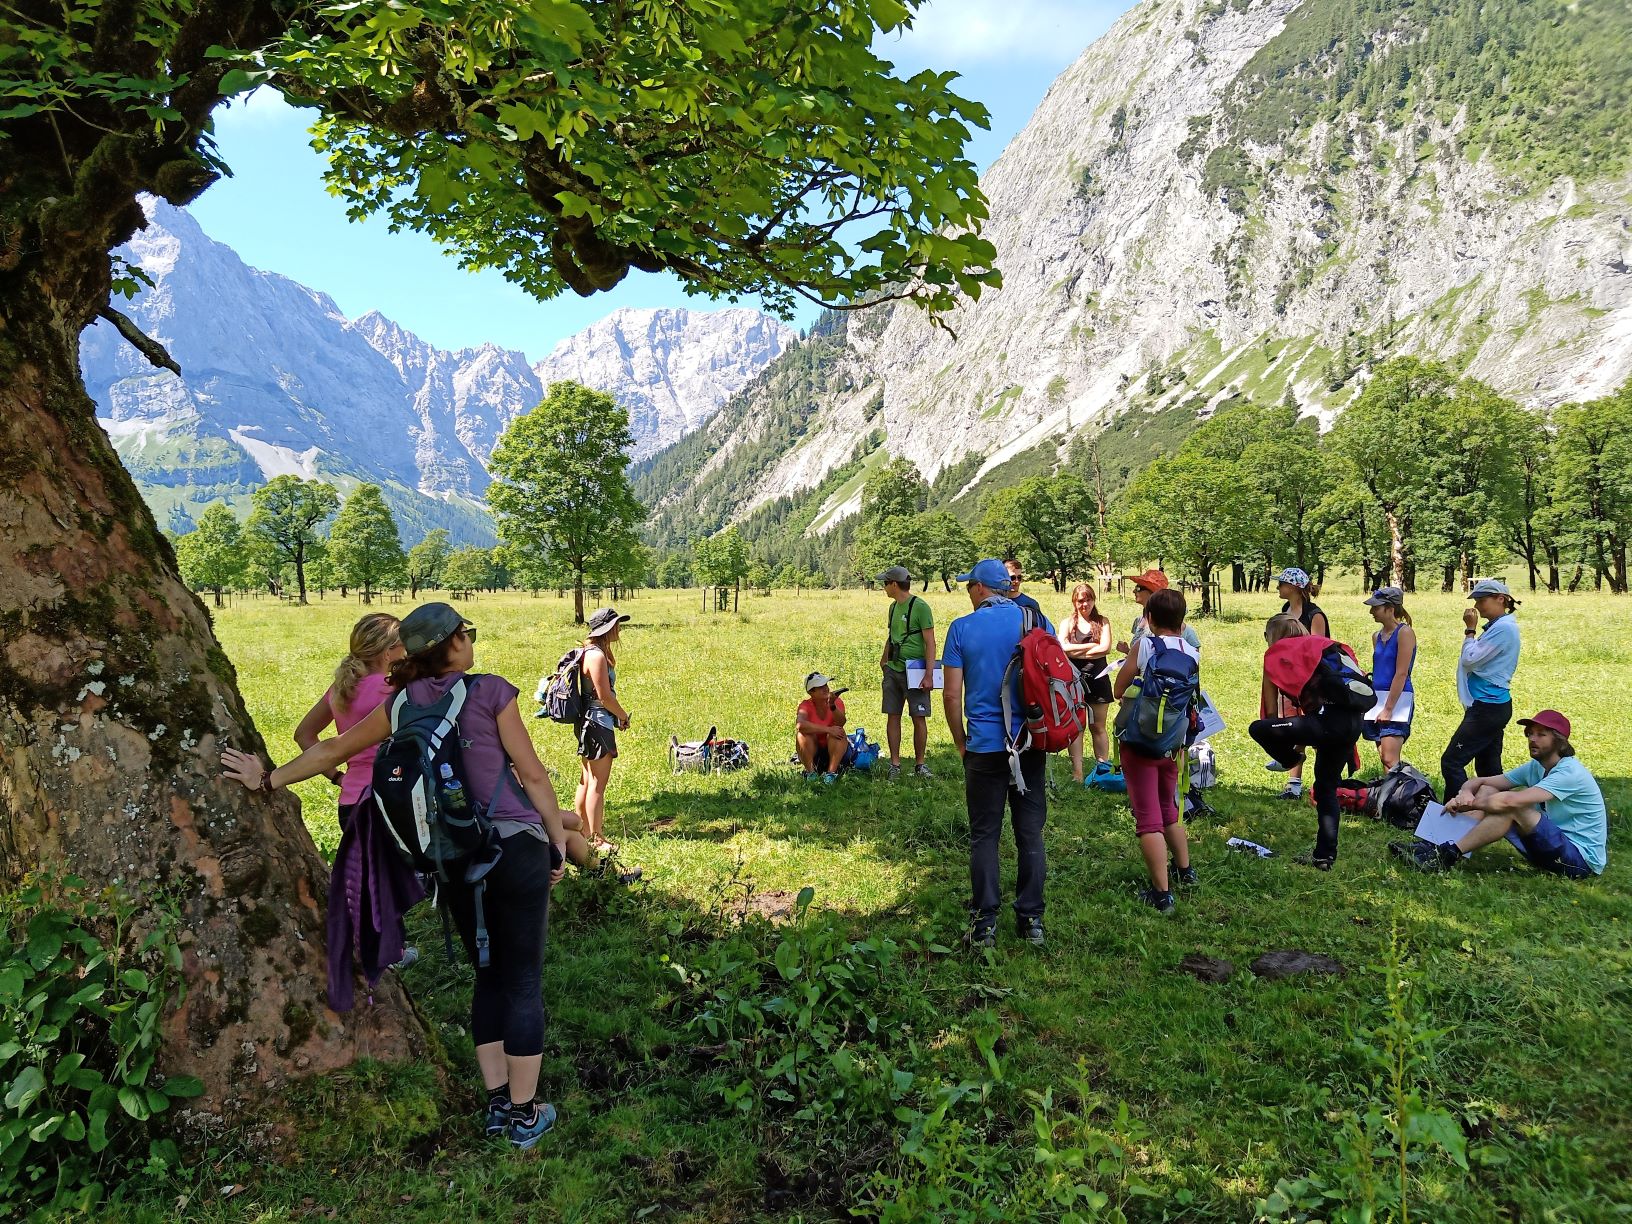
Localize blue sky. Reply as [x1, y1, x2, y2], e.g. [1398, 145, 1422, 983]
[191, 0, 1136, 364]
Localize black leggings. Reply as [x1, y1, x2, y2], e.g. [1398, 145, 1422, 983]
[1250, 713, 1362, 861]
[443, 831, 553, 1056]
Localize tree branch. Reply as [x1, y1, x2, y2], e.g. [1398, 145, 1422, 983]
[98, 306, 180, 376]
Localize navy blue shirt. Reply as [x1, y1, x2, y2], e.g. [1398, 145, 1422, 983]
[944, 596, 1055, 753]
[1011, 592, 1043, 618]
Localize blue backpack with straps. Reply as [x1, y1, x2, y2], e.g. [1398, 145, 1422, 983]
[372, 675, 506, 967]
[1115, 637, 1201, 758]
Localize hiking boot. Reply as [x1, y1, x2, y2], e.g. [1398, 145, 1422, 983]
[913, 763, 933, 779]
[1173, 864, 1198, 887]
[1277, 783, 1304, 801]
[482, 1092, 510, 1138]
[821, 772, 838, 785]
[391, 946, 420, 971]
[801, 770, 819, 782]
[1016, 915, 1045, 947]
[1185, 789, 1216, 820]
[966, 920, 996, 950]
[507, 1101, 558, 1150]
[887, 762, 902, 781]
[1292, 850, 1335, 872]
[587, 860, 643, 886]
[1137, 887, 1177, 915]
[1388, 838, 1428, 864]
[1399, 839, 1461, 873]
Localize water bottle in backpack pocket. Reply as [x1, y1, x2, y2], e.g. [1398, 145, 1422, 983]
[1114, 637, 1200, 757]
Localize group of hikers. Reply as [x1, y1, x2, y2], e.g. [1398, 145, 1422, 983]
[212, 558, 1609, 1146]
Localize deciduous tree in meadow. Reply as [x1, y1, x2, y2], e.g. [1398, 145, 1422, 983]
[174, 502, 246, 607]
[0, 0, 996, 1103]
[327, 484, 406, 605]
[487, 382, 643, 623]
[977, 475, 1095, 592]
[404, 529, 451, 598]
[1112, 454, 1259, 616]
[245, 476, 340, 605]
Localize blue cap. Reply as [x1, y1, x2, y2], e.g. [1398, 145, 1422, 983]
[955, 558, 1013, 591]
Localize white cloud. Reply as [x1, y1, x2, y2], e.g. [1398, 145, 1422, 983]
[882, 0, 1130, 66]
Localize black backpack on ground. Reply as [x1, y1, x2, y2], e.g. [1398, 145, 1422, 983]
[372, 676, 505, 967]
[1371, 762, 1437, 829]
[1302, 643, 1377, 715]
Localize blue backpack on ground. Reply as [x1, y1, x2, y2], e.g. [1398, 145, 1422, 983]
[372, 676, 504, 967]
[1115, 638, 1200, 758]
[843, 727, 881, 771]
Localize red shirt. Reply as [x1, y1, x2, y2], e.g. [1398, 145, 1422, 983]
[798, 696, 845, 730]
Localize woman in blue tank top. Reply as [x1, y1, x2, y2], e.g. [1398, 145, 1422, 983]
[1363, 587, 1417, 769]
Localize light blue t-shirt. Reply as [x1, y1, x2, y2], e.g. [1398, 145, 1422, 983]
[1505, 756, 1607, 873]
[1462, 614, 1520, 705]
[944, 597, 1055, 754]
[1131, 615, 1201, 653]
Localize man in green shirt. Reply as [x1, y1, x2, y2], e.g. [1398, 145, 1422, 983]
[877, 565, 936, 780]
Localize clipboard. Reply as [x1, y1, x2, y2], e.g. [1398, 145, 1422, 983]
[905, 661, 945, 690]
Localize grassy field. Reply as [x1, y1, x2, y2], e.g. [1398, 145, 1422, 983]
[150, 583, 1629, 1221]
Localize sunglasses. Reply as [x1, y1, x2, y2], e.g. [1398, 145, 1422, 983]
[461, 624, 477, 642]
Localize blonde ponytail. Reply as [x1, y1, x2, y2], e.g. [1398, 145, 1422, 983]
[334, 613, 401, 709]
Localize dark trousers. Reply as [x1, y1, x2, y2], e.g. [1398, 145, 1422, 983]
[443, 831, 553, 1057]
[1441, 700, 1512, 798]
[965, 750, 1047, 923]
[1250, 713, 1362, 862]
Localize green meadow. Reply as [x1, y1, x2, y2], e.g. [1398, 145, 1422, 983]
[170, 584, 1628, 1221]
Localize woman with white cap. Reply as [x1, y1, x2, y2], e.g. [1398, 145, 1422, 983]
[1362, 587, 1416, 770]
[577, 606, 631, 852]
[1275, 567, 1328, 638]
[1441, 578, 1521, 797]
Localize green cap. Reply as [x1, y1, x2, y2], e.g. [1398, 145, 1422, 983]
[398, 602, 467, 656]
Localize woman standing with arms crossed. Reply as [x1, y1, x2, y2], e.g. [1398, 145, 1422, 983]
[1362, 587, 1416, 770]
[1058, 582, 1114, 785]
[292, 613, 419, 1010]
[577, 606, 632, 853]
[221, 603, 570, 1149]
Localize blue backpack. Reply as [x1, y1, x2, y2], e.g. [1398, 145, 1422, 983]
[1115, 638, 1200, 758]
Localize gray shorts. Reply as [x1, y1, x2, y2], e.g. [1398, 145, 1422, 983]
[882, 665, 933, 718]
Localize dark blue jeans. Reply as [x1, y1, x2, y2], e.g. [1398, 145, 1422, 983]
[964, 750, 1047, 923]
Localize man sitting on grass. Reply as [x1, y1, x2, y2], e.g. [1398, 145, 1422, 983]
[1393, 709, 1607, 879]
[796, 672, 849, 785]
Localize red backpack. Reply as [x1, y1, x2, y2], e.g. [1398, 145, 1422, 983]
[1001, 607, 1088, 791]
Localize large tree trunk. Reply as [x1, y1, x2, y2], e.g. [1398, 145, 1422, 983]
[1385, 508, 1407, 590]
[0, 274, 428, 1118]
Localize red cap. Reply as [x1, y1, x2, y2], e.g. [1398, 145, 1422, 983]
[1518, 709, 1571, 740]
[1125, 569, 1169, 592]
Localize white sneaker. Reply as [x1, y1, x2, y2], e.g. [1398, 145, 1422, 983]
[913, 763, 933, 779]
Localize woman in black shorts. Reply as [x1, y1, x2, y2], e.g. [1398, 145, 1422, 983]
[1058, 582, 1114, 784]
[576, 606, 631, 852]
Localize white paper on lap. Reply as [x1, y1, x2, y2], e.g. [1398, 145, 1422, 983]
[1414, 801, 1480, 845]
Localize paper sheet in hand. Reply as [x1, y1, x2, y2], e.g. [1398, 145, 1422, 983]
[1414, 801, 1479, 845]
[1364, 692, 1414, 722]
[1193, 690, 1226, 742]
[904, 662, 945, 690]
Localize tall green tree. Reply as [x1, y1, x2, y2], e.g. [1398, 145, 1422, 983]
[919, 511, 978, 591]
[441, 546, 495, 595]
[855, 513, 933, 588]
[0, 0, 999, 1100]
[245, 476, 340, 604]
[1111, 454, 1259, 616]
[1421, 380, 1523, 589]
[1329, 357, 1456, 589]
[1550, 385, 1632, 593]
[327, 484, 406, 604]
[405, 529, 451, 597]
[860, 457, 930, 526]
[487, 382, 645, 623]
[173, 502, 246, 607]
[693, 526, 751, 607]
[1497, 408, 1556, 592]
[976, 475, 1095, 591]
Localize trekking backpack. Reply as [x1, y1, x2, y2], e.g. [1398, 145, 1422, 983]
[1114, 637, 1200, 759]
[843, 727, 881, 771]
[1302, 642, 1376, 715]
[535, 647, 589, 724]
[1371, 762, 1436, 829]
[372, 677, 504, 967]
[669, 726, 751, 773]
[1001, 608, 1088, 791]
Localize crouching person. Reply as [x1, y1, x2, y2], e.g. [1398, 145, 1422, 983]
[1396, 710, 1606, 879]
[797, 672, 849, 784]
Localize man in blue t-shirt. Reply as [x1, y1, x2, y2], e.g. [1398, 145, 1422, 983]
[943, 558, 1055, 949]
[1003, 558, 1045, 619]
[1399, 709, 1606, 879]
[1441, 577, 1522, 798]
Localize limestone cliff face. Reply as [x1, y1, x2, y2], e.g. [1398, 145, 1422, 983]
[653, 0, 1632, 531]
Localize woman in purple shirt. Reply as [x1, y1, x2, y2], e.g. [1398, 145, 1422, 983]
[221, 603, 569, 1150]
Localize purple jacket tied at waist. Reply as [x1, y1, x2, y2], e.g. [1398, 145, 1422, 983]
[327, 796, 425, 1012]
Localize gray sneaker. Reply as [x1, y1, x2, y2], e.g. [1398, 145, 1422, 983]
[913, 763, 933, 779]
[887, 762, 902, 781]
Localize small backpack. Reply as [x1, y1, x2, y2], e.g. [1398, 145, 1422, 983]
[1371, 762, 1436, 828]
[843, 727, 881, 771]
[669, 726, 751, 773]
[536, 647, 589, 724]
[1115, 637, 1200, 759]
[1001, 608, 1088, 791]
[372, 677, 504, 967]
[1302, 643, 1377, 715]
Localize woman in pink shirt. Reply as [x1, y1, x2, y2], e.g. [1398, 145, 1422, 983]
[292, 613, 422, 1009]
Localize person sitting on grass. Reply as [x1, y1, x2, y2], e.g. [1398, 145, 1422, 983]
[796, 672, 848, 784]
[1395, 710, 1607, 879]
